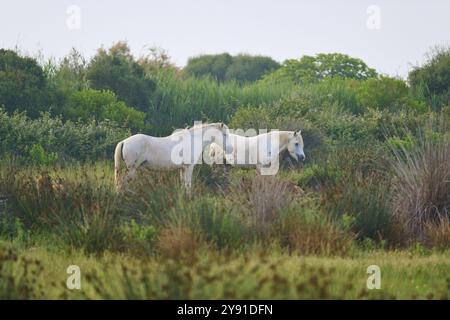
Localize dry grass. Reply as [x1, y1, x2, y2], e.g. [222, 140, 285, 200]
[391, 120, 450, 243]
[227, 175, 296, 232]
[424, 216, 450, 249]
[280, 209, 355, 256]
[156, 226, 204, 261]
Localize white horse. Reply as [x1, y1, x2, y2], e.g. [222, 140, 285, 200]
[208, 130, 305, 174]
[114, 122, 230, 190]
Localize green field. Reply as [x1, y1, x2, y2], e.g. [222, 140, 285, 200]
[0, 163, 449, 299]
[1, 239, 449, 299]
[0, 44, 449, 300]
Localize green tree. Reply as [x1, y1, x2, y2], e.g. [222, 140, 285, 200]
[46, 48, 89, 115]
[265, 53, 377, 84]
[184, 53, 233, 82]
[224, 54, 280, 84]
[408, 46, 450, 110]
[184, 53, 280, 84]
[86, 42, 155, 112]
[0, 49, 49, 117]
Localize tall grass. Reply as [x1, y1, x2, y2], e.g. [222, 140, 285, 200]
[390, 118, 450, 244]
[147, 71, 294, 135]
[122, 169, 246, 250]
[225, 175, 295, 234]
[0, 164, 123, 254]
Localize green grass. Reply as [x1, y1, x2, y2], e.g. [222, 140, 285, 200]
[1, 240, 449, 299]
[0, 160, 448, 299]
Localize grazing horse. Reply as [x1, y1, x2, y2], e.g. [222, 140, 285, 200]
[208, 130, 305, 175]
[114, 122, 230, 190]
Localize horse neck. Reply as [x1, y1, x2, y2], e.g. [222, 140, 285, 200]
[276, 131, 292, 153]
[231, 131, 290, 153]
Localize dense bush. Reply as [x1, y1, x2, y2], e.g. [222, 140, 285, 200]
[356, 76, 426, 113]
[0, 109, 129, 162]
[0, 49, 50, 117]
[87, 42, 155, 112]
[45, 48, 89, 115]
[263, 53, 377, 84]
[64, 89, 146, 131]
[184, 53, 280, 84]
[409, 46, 450, 111]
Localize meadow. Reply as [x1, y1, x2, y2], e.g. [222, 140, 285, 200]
[0, 44, 449, 299]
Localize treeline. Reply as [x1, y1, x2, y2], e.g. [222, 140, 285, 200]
[0, 42, 449, 163]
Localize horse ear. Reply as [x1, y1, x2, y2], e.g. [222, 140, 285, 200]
[220, 123, 224, 128]
[293, 131, 297, 136]
[298, 130, 302, 135]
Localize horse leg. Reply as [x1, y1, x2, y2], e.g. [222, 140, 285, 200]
[256, 163, 264, 175]
[123, 164, 137, 187]
[180, 167, 185, 183]
[183, 165, 195, 193]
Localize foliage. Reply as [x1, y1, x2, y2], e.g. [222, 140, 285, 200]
[356, 76, 426, 112]
[87, 42, 155, 112]
[223, 54, 280, 84]
[184, 53, 233, 82]
[264, 53, 377, 84]
[28, 144, 59, 166]
[146, 69, 292, 135]
[409, 45, 450, 111]
[45, 48, 89, 115]
[0, 109, 129, 162]
[0, 49, 50, 117]
[1, 44, 449, 300]
[64, 89, 146, 131]
[184, 53, 280, 84]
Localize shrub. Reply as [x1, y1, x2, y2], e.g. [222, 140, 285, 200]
[356, 76, 426, 113]
[314, 144, 395, 242]
[123, 170, 246, 249]
[64, 88, 146, 131]
[409, 45, 450, 111]
[324, 172, 393, 241]
[173, 196, 246, 249]
[0, 109, 130, 162]
[279, 207, 355, 256]
[156, 226, 203, 260]
[0, 165, 124, 254]
[28, 144, 58, 166]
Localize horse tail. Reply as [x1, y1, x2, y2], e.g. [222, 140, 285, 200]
[114, 140, 124, 190]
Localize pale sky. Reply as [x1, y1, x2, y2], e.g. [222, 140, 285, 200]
[1, 0, 449, 78]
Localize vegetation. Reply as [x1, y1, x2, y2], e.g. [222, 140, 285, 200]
[0, 42, 449, 299]
[184, 53, 280, 84]
[263, 53, 377, 84]
[409, 46, 450, 111]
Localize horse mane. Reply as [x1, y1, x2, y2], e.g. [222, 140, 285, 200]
[185, 122, 221, 130]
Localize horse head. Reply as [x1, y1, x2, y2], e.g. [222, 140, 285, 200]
[286, 130, 305, 162]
